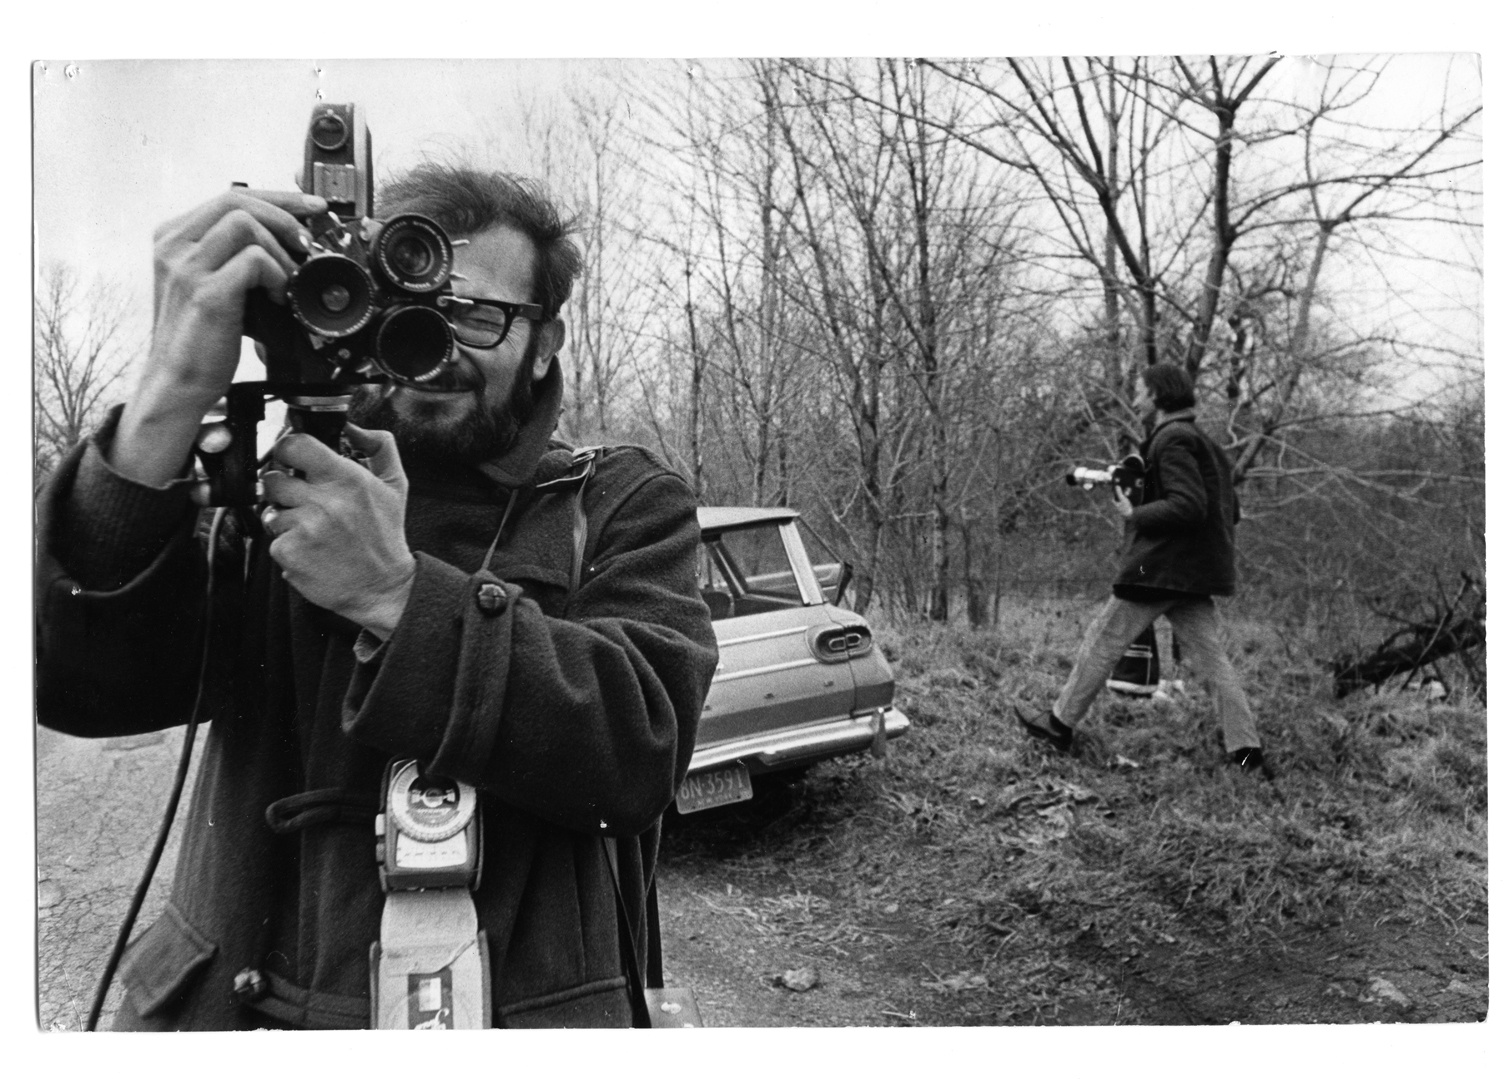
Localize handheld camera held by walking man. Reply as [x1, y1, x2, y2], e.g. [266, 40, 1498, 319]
[1065, 452, 1146, 503]
[1015, 363, 1271, 779]
[35, 101, 720, 1029]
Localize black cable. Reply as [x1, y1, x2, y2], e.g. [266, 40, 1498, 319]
[85, 506, 228, 1031]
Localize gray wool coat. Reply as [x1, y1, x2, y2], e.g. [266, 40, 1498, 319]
[35, 371, 718, 1029]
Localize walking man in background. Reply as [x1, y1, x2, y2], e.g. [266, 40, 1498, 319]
[1014, 363, 1269, 777]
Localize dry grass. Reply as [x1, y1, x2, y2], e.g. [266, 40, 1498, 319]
[668, 595, 1487, 1006]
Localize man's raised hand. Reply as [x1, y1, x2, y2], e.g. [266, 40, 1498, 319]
[111, 189, 327, 489]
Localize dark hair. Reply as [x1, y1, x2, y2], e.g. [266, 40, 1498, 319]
[1141, 363, 1196, 412]
[378, 163, 582, 322]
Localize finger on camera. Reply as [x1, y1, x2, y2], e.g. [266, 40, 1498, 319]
[210, 186, 325, 233]
[269, 432, 346, 480]
[189, 206, 304, 280]
[196, 420, 233, 455]
[193, 245, 293, 315]
[261, 468, 314, 508]
[343, 424, 405, 485]
[169, 189, 321, 266]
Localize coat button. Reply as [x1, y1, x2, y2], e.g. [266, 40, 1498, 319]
[232, 967, 268, 1004]
[475, 582, 508, 616]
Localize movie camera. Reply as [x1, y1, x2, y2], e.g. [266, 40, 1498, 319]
[201, 103, 465, 506]
[1065, 453, 1147, 503]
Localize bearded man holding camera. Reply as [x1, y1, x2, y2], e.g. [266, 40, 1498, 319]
[1014, 363, 1269, 778]
[35, 155, 719, 1028]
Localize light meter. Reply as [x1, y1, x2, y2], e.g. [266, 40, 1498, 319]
[374, 759, 482, 892]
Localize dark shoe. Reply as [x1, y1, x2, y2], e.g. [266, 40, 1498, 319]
[1014, 705, 1074, 753]
[1228, 746, 1274, 780]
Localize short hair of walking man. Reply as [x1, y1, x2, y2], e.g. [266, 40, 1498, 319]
[1014, 363, 1270, 778]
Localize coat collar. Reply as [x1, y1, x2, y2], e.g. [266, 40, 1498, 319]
[476, 359, 566, 488]
[1150, 408, 1197, 436]
[403, 360, 572, 502]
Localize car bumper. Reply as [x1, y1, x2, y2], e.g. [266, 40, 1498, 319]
[686, 706, 911, 776]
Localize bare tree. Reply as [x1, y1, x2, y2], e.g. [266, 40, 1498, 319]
[499, 65, 662, 445]
[1214, 57, 1482, 482]
[515, 56, 1480, 625]
[34, 263, 135, 490]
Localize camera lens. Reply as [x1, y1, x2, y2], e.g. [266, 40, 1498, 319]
[371, 214, 453, 294]
[288, 255, 376, 336]
[389, 236, 434, 279]
[320, 284, 352, 313]
[309, 110, 349, 152]
[374, 305, 454, 384]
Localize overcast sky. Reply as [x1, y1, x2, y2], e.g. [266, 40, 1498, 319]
[33, 59, 613, 385]
[34, 60, 601, 284]
[33, 55, 1481, 378]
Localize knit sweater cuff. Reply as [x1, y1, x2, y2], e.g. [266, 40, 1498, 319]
[59, 432, 197, 592]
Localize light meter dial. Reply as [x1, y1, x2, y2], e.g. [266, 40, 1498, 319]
[386, 760, 477, 843]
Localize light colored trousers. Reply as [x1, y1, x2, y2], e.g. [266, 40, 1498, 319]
[1052, 594, 1260, 752]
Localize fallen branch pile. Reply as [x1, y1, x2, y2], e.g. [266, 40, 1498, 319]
[1331, 575, 1485, 699]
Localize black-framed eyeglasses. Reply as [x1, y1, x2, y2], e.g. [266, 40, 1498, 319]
[438, 296, 544, 350]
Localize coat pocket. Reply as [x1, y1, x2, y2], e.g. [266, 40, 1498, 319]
[117, 903, 218, 1017]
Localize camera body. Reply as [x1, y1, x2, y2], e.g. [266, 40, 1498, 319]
[244, 103, 460, 393]
[205, 103, 464, 507]
[1065, 453, 1148, 503]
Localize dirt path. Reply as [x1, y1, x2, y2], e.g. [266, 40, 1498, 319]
[36, 731, 1486, 1029]
[661, 800, 1491, 1028]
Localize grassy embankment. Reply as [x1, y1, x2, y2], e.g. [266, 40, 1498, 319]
[670, 598, 1487, 1022]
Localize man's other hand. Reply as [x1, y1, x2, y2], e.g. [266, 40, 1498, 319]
[1111, 485, 1135, 520]
[261, 424, 417, 638]
[110, 189, 328, 489]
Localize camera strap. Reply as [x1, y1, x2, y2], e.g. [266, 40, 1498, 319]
[602, 837, 702, 1028]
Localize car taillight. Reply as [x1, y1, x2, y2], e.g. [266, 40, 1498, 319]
[812, 624, 873, 662]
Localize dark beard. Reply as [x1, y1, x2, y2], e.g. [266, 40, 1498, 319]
[348, 345, 537, 468]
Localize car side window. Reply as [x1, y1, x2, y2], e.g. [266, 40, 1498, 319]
[720, 527, 801, 604]
[698, 540, 736, 620]
[698, 524, 806, 618]
[797, 521, 849, 605]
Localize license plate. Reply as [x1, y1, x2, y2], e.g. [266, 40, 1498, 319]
[676, 763, 753, 814]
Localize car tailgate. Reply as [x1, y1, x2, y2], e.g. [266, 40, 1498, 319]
[697, 606, 859, 749]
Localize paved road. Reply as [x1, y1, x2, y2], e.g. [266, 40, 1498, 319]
[36, 725, 203, 1031]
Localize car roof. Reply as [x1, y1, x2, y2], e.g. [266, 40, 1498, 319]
[697, 506, 802, 532]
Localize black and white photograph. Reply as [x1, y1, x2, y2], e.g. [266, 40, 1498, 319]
[25, 27, 1487, 1070]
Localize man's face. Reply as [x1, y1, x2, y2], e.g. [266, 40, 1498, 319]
[1132, 378, 1157, 422]
[348, 224, 557, 466]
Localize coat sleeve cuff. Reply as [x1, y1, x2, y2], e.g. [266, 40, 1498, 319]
[57, 431, 197, 591]
[351, 628, 388, 666]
